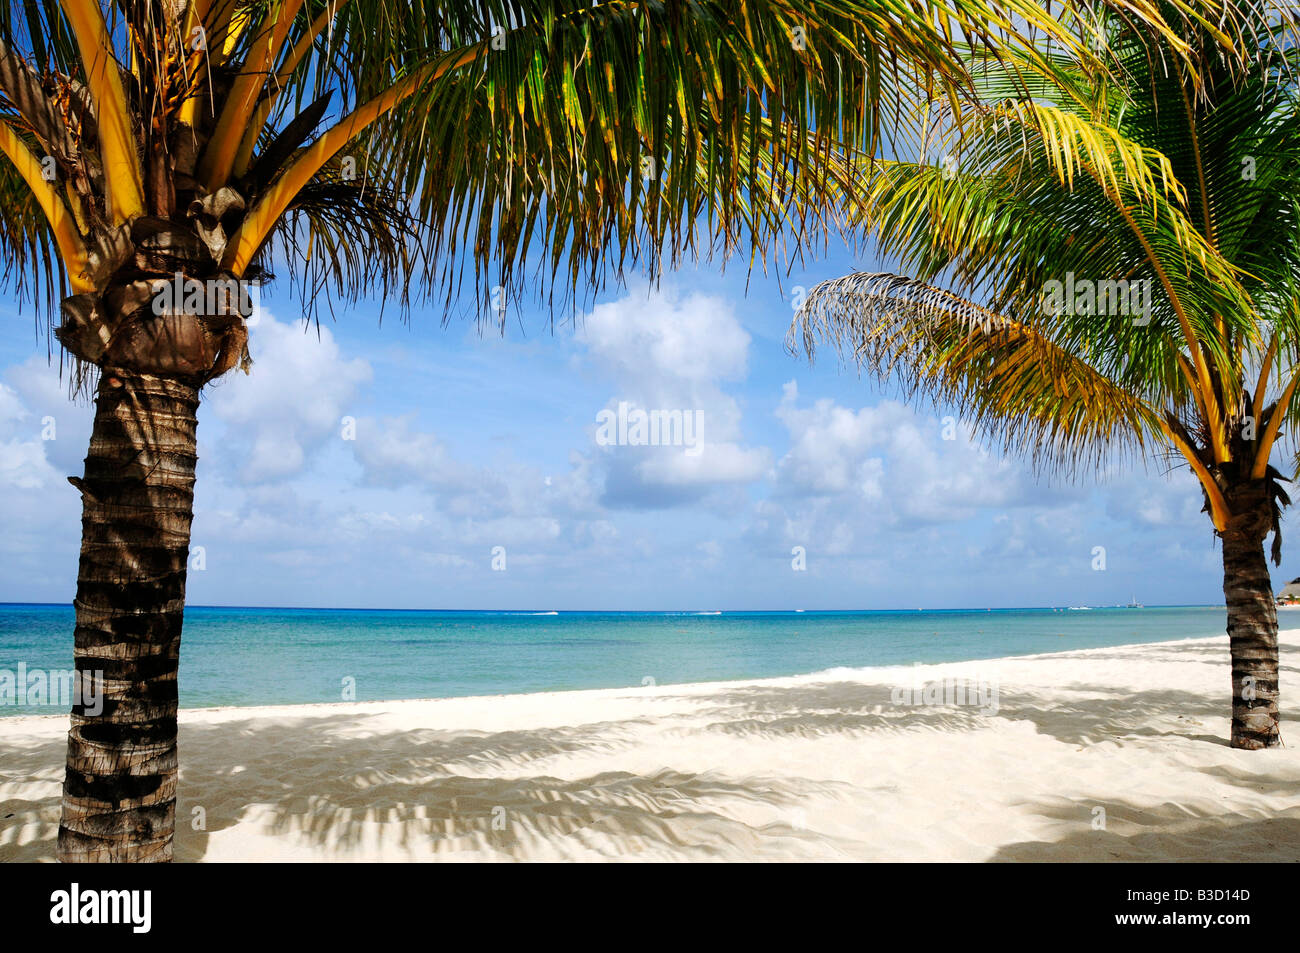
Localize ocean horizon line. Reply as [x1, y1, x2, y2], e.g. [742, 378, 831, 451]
[0, 601, 1225, 614]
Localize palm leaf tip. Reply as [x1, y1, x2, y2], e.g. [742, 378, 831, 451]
[788, 272, 1162, 475]
[789, 271, 1011, 365]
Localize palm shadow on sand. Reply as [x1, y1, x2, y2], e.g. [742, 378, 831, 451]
[167, 712, 868, 862]
[684, 680, 1230, 747]
[2, 671, 1297, 861]
[989, 799, 1300, 862]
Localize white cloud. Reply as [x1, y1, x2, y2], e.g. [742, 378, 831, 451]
[2, 357, 94, 473]
[203, 312, 371, 482]
[351, 414, 485, 504]
[578, 285, 769, 505]
[0, 437, 53, 490]
[347, 415, 609, 547]
[635, 442, 770, 488]
[1103, 467, 1205, 528]
[773, 381, 1029, 523]
[0, 375, 84, 599]
[0, 381, 27, 424]
[0, 280, 1243, 611]
[582, 284, 749, 384]
[0, 370, 88, 489]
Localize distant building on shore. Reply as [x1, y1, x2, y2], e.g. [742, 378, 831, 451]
[1277, 578, 1300, 604]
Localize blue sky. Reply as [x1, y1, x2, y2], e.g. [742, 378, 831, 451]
[0, 236, 1273, 610]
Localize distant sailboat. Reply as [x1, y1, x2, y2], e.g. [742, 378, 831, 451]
[1124, 594, 1144, 608]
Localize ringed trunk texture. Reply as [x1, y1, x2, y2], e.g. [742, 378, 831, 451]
[1220, 505, 1282, 750]
[57, 372, 200, 862]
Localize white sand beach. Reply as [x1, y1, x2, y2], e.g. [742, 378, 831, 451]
[3, 630, 1299, 862]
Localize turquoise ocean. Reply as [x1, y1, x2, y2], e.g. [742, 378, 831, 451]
[0, 603, 1237, 717]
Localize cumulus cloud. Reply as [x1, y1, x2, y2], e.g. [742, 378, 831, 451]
[351, 414, 485, 504]
[2, 356, 95, 473]
[582, 285, 750, 384]
[578, 285, 769, 505]
[0, 372, 86, 599]
[0, 280, 1249, 610]
[0, 435, 53, 490]
[347, 414, 607, 545]
[203, 311, 371, 482]
[773, 380, 1032, 523]
[0, 382, 47, 491]
[1103, 466, 1206, 528]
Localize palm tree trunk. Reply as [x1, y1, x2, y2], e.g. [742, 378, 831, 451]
[1221, 516, 1282, 749]
[57, 371, 200, 862]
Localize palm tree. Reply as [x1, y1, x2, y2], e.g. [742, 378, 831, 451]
[792, 4, 1299, 749]
[0, 1, 1223, 863]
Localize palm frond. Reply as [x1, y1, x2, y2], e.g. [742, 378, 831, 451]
[790, 272, 1164, 472]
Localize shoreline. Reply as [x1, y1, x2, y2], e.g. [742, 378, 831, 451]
[0, 601, 1239, 611]
[0, 628, 1259, 726]
[3, 629, 1299, 861]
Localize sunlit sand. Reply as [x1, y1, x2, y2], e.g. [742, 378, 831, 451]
[3, 629, 1298, 862]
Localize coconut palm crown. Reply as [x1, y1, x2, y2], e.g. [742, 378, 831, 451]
[792, 3, 1300, 749]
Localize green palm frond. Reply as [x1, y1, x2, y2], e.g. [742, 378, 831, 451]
[1, 0, 1285, 341]
[210, 0, 1255, 315]
[795, 4, 1300, 541]
[278, 0, 941, 313]
[790, 271, 1164, 471]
